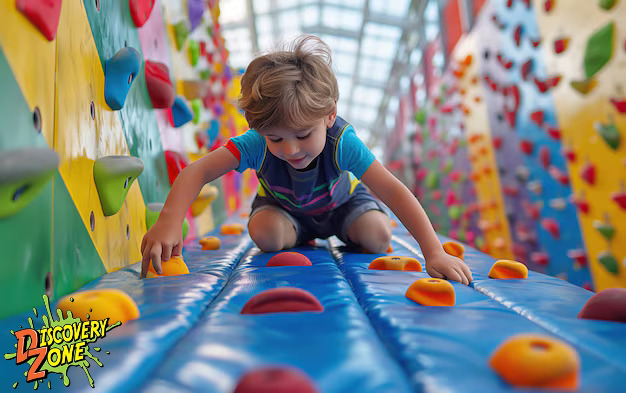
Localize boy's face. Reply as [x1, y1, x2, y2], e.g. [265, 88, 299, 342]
[262, 111, 336, 170]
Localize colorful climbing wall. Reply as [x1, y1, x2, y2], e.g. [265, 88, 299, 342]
[0, 0, 248, 319]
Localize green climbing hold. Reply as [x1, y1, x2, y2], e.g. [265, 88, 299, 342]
[0, 148, 59, 218]
[174, 21, 189, 51]
[200, 69, 211, 80]
[415, 109, 426, 126]
[425, 172, 439, 189]
[93, 156, 144, 216]
[594, 120, 621, 150]
[182, 217, 189, 240]
[188, 40, 200, 67]
[593, 220, 615, 241]
[599, 0, 617, 10]
[456, 230, 466, 243]
[597, 251, 619, 274]
[191, 99, 202, 124]
[448, 205, 461, 220]
[475, 236, 485, 249]
[584, 22, 614, 78]
[443, 158, 453, 174]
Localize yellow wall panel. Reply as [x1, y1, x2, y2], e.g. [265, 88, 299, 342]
[55, 0, 146, 272]
[535, 0, 626, 289]
[454, 32, 514, 260]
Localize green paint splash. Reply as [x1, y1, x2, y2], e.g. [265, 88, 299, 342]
[3, 295, 121, 389]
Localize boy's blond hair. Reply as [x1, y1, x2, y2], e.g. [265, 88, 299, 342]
[238, 35, 339, 132]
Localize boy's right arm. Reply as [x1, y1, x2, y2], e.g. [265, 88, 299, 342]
[140, 146, 239, 278]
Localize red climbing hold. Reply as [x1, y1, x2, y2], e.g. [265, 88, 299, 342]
[541, 218, 560, 239]
[562, 146, 576, 162]
[233, 367, 318, 393]
[567, 249, 587, 266]
[129, 0, 156, 27]
[612, 190, 626, 210]
[521, 59, 534, 81]
[520, 140, 534, 155]
[610, 98, 626, 113]
[145, 61, 175, 109]
[549, 166, 569, 185]
[531, 251, 550, 265]
[544, 0, 554, 12]
[578, 288, 626, 322]
[530, 38, 542, 48]
[580, 162, 596, 185]
[546, 126, 562, 140]
[530, 110, 544, 126]
[493, 136, 503, 149]
[513, 25, 523, 47]
[164, 150, 189, 186]
[241, 287, 323, 314]
[539, 147, 550, 168]
[267, 252, 312, 267]
[497, 53, 514, 69]
[16, 0, 62, 41]
[554, 37, 569, 54]
[572, 195, 590, 214]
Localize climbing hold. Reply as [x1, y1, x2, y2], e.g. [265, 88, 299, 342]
[241, 287, 323, 314]
[562, 146, 576, 162]
[493, 136, 503, 149]
[147, 255, 189, 277]
[594, 120, 621, 150]
[129, 0, 155, 28]
[580, 161, 596, 185]
[57, 289, 139, 325]
[0, 147, 59, 219]
[597, 251, 619, 274]
[578, 288, 626, 321]
[549, 166, 569, 185]
[191, 98, 202, 124]
[268, 252, 312, 267]
[568, 249, 588, 266]
[584, 22, 614, 78]
[544, 0, 555, 12]
[104, 47, 141, 110]
[531, 251, 550, 266]
[610, 97, 626, 113]
[93, 156, 144, 216]
[188, 39, 200, 66]
[221, 223, 245, 235]
[541, 218, 560, 239]
[425, 172, 439, 189]
[369, 256, 422, 271]
[519, 140, 534, 155]
[534, 76, 561, 93]
[199, 236, 220, 250]
[415, 109, 426, 125]
[546, 126, 562, 140]
[531, 38, 542, 48]
[187, 0, 205, 31]
[406, 278, 455, 306]
[513, 25, 523, 47]
[539, 147, 551, 168]
[592, 219, 615, 241]
[611, 188, 626, 210]
[598, 0, 617, 11]
[530, 110, 544, 126]
[173, 21, 189, 50]
[554, 37, 569, 54]
[572, 193, 590, 214]
[503, 185, 519, 196]
[233, 367, 318, 393]
[169, 96, 193, 127]
[145, 202, 190, 240]
[515, 165, 530, 182]
[164, 150, 189, 186]
[549, 198, 567, 210]
[570, 78, 597, 95]
[443, 241, 464, 260]
[145, 61, 175, 109]
[520, 59, 534, 81]
[191, 184, 219, 217]
[16, 0, 62, 41]
[497, 53, 514, 69]
[489, 334, 579, 389]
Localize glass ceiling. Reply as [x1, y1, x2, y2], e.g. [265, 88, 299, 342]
[219, 0, 436, 159]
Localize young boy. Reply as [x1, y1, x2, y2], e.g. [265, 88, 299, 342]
[141, 36, 472, 285]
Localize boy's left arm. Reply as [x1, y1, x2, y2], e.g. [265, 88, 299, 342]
[361, 160, 473, 285]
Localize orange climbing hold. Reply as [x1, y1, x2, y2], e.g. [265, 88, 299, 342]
[147, 255, 190, 277]
[221, 223, 245, 235]
[199, 236, 220, 250]
[267, 252, 312, 267]
[443, 241, 465, 260]
[489, 260, 528, 279]
[369, 256, 422, 271]
[489, 334, 580, 390]
[57, 289, 140, 325]
[406, 278, 455, 306]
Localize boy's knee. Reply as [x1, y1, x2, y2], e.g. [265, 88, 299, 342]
[248, 211, 296, 252]
[250, 229, 283, 252]
[368, 225, 392, 253]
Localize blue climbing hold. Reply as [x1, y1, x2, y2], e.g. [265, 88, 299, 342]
[207, 119, 220, 144]
[104, 47, 142, 110]
[170, 96, 193, 127]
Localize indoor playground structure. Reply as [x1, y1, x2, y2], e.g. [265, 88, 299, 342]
[0, 0, 625, 392]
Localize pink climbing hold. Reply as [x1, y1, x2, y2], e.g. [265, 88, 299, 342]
[233, 367, 318, 393]
[145, 61, 175, 109]
[267, 252, 312, 267]
[129, 0, 156, 28]
[578, 288, 626, 322]
[16, 0, 62, 41]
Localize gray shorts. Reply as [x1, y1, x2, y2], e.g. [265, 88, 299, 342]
[249, 184, 388, 247]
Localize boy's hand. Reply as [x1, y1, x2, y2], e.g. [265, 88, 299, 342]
[140, 219, 183, 278]
[425, 250, 473, 285]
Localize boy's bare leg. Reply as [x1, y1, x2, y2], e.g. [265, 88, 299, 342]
[346, 210, 392, 253]
[248, 209, 298, 252]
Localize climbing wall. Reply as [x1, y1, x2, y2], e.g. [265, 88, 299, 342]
[0, 0, 249, 319]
